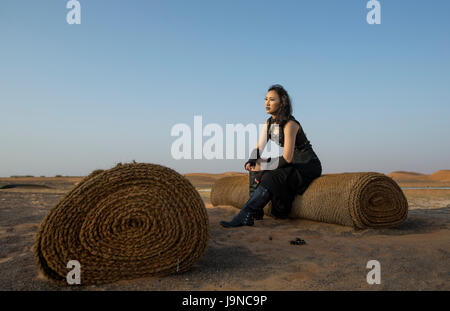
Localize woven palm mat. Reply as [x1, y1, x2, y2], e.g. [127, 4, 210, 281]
[34, 162, 210, 285]
[211, 172, 408, 229]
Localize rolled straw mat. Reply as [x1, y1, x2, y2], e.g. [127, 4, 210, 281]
[211, 172, 408, 229]
[34, 162, 209, 285]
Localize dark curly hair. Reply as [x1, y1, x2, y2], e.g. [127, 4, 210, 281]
[267, 84, 293, 128]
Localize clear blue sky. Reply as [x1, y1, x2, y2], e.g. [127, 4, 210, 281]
[1, 0, 449, 176]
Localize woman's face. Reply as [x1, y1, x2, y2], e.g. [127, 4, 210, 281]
[265, 90, 281, 115]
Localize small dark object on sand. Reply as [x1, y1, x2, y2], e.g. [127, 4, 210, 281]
[290, 237, 306, 245]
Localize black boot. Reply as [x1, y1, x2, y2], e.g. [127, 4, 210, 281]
[249, 171, 264, 220]
[220, 185, 271, 228]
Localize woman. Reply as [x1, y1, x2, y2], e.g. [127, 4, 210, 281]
[220, 84, 322, 228]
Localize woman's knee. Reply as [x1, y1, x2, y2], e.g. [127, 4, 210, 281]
[260, 171, 282, 185]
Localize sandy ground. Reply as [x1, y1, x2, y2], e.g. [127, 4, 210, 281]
[0, 173, 449, 290]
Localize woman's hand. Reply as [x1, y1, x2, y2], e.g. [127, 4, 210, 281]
[246, 158, 263, 172]
[245, 161, 262, 183]
[245, 120, 270, 173]
[245, 162, 253, 171]
[250, 160, 263, 183]
[245, 163, 260, 183]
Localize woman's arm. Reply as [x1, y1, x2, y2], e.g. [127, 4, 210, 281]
[246, 120, 269, 171]
[252, 120, 299, 182]
[256, 120, 269, 152]
[282, 120, 300, 163]
[251, 120, 300, 167]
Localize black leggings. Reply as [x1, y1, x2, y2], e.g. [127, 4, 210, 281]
[249, 159, 322, 217]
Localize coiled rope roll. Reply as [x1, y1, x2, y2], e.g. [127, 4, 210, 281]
[211, 172, 408, 229]
[34, 162, 209, 285]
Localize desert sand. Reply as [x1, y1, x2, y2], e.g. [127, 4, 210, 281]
[0, 170, 449, 290]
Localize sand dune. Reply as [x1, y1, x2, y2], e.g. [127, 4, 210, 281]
[388, 171, 427, 180]
[182, 172, 245, 188]
[428, 170, 450, 182]
[388, 169, 450, 185]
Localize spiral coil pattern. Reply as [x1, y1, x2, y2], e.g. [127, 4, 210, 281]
[34, 162, 209, 285]
[211, 172, 408, 229]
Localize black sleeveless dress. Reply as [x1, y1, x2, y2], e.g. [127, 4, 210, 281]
[249, 115, 322, 218]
